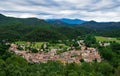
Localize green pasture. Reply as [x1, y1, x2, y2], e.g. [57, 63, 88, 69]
[15, 41, 69, 49]
[15, 41, 45, 48]
[95, 36, 120, 43]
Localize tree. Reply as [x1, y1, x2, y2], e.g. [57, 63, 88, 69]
[80, 59, 84, 63]
[99, 46, 114, 61]
[68, 70, 79, 76]
[115, 66, 120, 76]
[84, 34, 97, 47]
[111, 43, 120, 54]
[97, 62, 113, 76]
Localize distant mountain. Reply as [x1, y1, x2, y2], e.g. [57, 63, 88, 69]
[0, 13, 9, 23]
[46, 18, 120, 29]
[61, 18, 86, 24]
[45, 18, 86, 25]
[0, 13, 52, 27]
[0, 13, 120, 29]
[0, 13, 6, 18]
[79, 20, 120, 30]
[45, 19, 69, 26]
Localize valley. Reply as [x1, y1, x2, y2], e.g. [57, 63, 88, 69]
[0, 13, 120, 76]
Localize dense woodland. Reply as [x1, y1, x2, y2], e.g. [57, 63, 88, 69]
[0, 14, 120, 76]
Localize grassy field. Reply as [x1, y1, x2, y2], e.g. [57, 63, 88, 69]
[48, 44, 69, 49]
[15, 41, 45, 48]
[15, 41, 69, 49]
[95, 36, 120, 43]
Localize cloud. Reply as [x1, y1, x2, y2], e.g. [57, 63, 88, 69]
[0, 0, 120, 21]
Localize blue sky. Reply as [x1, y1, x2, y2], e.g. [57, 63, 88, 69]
[0, 0, 120, 22]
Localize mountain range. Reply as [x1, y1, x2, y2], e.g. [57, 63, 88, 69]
[0, 13, 120, 42]
[0, 13, 120, 29]
[45, 18, 86, 25]
[45, 18, 120, 29]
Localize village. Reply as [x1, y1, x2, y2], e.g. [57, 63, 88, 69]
[9, 40, 101, 64]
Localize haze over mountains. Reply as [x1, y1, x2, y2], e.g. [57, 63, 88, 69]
[46, 18, 86, 25]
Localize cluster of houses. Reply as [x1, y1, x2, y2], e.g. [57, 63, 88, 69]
[9, 43, 101, 64]
[99, 42, 111, 46]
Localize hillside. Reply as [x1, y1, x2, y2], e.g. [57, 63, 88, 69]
[0, 14, 92, 42]
[0, 14, 53, 27]
[0, 13, 120, 42]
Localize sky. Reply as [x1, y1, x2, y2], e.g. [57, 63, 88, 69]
[0, 0, 120, 22]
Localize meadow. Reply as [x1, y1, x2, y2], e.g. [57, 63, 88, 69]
[95, 36, 120, 43]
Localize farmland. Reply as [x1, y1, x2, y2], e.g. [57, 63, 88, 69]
[95, 36, 120, 43]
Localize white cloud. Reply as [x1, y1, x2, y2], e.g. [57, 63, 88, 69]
[0, 0, 120, 21]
